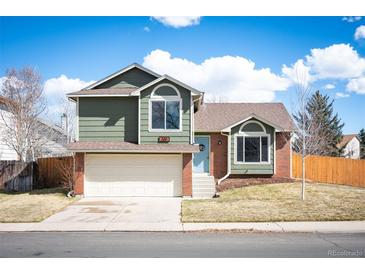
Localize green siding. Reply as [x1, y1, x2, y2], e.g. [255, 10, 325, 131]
[79, 97, 138, 142]
[95, 67, 157, 89]
[230, 118, 274, 175]
[140, 79, 191, 144]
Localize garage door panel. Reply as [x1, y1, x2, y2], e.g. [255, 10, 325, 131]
[86, 168, 180, 177]
[84, 154, 182, 197]
[86, 168, 181, 179]
[86, 154, 181, 166]
[86, 182, 176, 197]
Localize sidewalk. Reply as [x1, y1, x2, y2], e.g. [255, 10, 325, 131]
[0, 221, 364, 233]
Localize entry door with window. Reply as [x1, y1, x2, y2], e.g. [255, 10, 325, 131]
[193, 136, 210, 173]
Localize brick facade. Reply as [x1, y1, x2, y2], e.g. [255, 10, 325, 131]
[275, 132, 291, 178]
[209, 133, 228, 180]
[182, 153, 193, 196]
[74, 152, 85, 195]
[207, 132, 291, 181]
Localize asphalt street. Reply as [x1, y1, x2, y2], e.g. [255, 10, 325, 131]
[0, 232, 364, 258]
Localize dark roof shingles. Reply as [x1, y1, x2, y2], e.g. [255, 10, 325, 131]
[194, 103, 295, 131]
[337, 134, 359, 148]
[67, 88, 137, 96]
[66, 141, 199, 152]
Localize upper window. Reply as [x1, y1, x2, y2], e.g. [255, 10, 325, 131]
[150, 84, 181, 131]
[235, 121, 270, 164]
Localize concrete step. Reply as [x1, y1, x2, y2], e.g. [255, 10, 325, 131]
[193, 181, 216, 186]
[193, 179, 215, 183]
[192, 193, 216, 198]
[193, 179, 215, 184]
[192, 175, 216, 198]
[193, 185, 215, 189]
[193, 192, 216, 196]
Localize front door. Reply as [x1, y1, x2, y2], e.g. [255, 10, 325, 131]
[193, 136, 210, 173]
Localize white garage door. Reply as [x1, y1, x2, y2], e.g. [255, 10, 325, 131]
[84, 154, 182, 197]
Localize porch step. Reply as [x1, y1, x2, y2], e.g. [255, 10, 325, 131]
[192, 175, 216, 198]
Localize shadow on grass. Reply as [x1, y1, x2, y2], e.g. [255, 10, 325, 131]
[0, 187, 67, 196]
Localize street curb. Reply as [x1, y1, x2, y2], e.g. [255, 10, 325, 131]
[0, 221, 364, 233]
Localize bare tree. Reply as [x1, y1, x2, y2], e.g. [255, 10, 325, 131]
[57, 156, 75, 196]
[291, 67, 332, 200]
[204, 95, 228, 103]
[0, 68, 55, 162]
[58, 98, 76, 143]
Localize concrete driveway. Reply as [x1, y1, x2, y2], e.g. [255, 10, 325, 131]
[38, 197, 182, 231]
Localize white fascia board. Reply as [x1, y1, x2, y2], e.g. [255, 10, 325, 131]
[83, 63, 160, 90]
[194, 130, 229, 133]
[221, 114, 286, 132]
[66, 94, 138, 98]
[67, 149, 199, 153]
[131, 75, 203, 96]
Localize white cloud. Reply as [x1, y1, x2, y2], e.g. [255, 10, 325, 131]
[282, 59, 313, 87]
[335, 92, 350, 98]
[305, 43, 365, 79]
[44, 75, 94, 97]
[324, 84, 335, 90]
[281, 43, 365, 97]
[342, 16, 362, 23]
[143, 49, 290, 102]
[43, 75, 94, 119]
[355, 25, 365, 40]
[143, 26, 150, 32]
[152, 16, 201, 28]
[346, 77, 365, 94]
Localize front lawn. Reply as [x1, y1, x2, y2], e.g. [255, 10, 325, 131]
[182, 183, 365, 222]
[0, 188, 78, 223]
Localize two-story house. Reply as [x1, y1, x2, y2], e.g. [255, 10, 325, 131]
[66, 63, 295, 198]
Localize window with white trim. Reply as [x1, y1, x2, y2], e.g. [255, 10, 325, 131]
[150, 84, 181, 131]
[235, 121, 270, 164]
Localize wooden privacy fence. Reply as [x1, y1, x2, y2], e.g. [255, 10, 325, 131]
[36, 156, 73, 188]
[0, 161, 34, 191]
[292, 153, 365, 188]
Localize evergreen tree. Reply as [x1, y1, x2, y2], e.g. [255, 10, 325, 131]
[294, 90, 344, 156]
[359, 128, 365, 159]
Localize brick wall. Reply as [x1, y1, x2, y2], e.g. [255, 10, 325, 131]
[182, 153, 192, 196]
[209, 133, 228, 180]
[275, 132, 291, 178]
[74, 152, 85, 195]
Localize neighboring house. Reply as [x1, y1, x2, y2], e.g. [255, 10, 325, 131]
[0, 96, 69, 161]
[66, 63, 295, 198]
[337, 134, 361, 159]
[0, 99, 18, 160]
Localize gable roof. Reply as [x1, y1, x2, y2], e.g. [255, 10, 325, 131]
[337, 134, 360, 148]
[66, 141, 199, 153]
[130, 74, 203, 96]
[194, 103, 295, 132]
[67, 87, 137, 97]
[83, 63, 160, 90]
[66, 63, 204, 100]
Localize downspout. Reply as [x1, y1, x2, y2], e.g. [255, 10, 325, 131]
[218, 131, 231, 185]
[191, 96, 202, 144]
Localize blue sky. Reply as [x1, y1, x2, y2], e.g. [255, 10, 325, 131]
[1, 16, 364, 133]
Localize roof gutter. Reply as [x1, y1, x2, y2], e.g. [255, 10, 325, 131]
[217, 131, 231, 185]
[66, 149, 200, 153]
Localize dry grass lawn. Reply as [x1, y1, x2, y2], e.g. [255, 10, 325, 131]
[182, 183, 365, 222]
[0, 188, 78, 223]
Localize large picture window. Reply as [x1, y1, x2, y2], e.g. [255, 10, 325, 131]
[236, 136, 269, 163]
[149, 83, 181, 131]
[151, 100, 180, 130]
